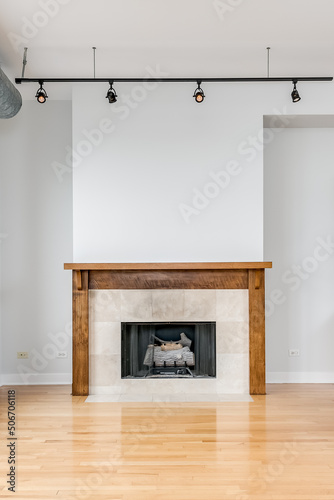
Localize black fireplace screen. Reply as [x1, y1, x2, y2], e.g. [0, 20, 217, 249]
[121, 322, 216, 378]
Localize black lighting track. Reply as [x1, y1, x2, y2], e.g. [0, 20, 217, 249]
[15, 76, 333, 84]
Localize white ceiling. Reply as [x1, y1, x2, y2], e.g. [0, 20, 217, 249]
[1, 0, 334, 99]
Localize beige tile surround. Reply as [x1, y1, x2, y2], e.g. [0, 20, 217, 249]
[89, 289, 249, 397]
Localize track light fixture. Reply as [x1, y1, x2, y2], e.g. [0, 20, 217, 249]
[35, 81, 48, 103]
[193, 81, 205, 103]
[18, 78, 331, 105]
[106, 81, 117, 103]
[291, 80, 301, 103]
[17, 46, 332, 104]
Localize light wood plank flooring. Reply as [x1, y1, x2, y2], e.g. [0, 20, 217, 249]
[0, 384, 334, 499]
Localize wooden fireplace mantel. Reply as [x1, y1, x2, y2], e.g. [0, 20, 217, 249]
[65, 262, 272, 396]
[64, 262, 272, 270]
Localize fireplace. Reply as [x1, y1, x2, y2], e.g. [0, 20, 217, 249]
[121, 322, 216, 378]
[64, 262, 272, 396]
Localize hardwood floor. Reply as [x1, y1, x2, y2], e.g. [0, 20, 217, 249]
[0, 384, 334, 499]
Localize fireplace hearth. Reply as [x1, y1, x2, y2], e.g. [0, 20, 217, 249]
[121, 322, 216, 379]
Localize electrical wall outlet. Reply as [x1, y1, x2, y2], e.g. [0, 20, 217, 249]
[17, 352, 28, 359]
[289, 349, 300, 357]
[56, 351, 68, 358]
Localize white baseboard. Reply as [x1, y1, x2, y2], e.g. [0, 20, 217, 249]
[2, 372, 334, 386]
[1, 373, 72, 385]
[267, 372, 334, 383]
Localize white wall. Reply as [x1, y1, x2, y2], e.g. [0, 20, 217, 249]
[0, 101, 73, 384]
[72, 82, 334, 263]
[73, 83, 268, 263]
[73, 81, 266, 262]
[2, 82, 334, 386]
[72, 82, 334, 385]
[264, 127, 334, 382]
[0, 236, 2, 386]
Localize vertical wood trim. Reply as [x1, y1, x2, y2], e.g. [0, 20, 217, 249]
[72, 270, 89, 396]
[254, 269, 261, 289]
[248, 269, 266, 395]
[76, 270, 82, 290]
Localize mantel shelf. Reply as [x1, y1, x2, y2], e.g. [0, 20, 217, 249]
[64, 262, 272, 271]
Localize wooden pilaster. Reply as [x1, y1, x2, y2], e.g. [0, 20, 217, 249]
[72, 270, 89, 396]
[248, 269, 266, 395]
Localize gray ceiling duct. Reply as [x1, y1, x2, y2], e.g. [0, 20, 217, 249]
[0, 67, 22, 119]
